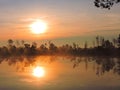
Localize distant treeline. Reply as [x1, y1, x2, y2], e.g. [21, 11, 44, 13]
[0, 34, 120, 57]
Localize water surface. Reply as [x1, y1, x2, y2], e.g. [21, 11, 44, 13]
[0, 56, 120, 90]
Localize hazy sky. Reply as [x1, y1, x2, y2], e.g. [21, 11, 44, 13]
[0, 0, 120, 41]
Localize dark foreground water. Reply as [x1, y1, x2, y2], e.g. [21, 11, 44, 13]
[0, 56, 120, 90]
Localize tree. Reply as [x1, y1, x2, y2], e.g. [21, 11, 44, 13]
[30, 42, 37, 55]
[112, 38, 117, 47]
[102, 40, 113, 48]
[24, 43, 31, 55]
[94, 0, 120, 9]
[96, 36, 100, 47]
[8, 39, 14, 46]
[39, 44, 48, 54]
[84, 41, 88, 49]
[49, 42, 58, 54]
[118, 34, 120, 48]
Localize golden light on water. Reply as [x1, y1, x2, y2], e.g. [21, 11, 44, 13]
[30, 20, 47, 34]
[32, 66, 45, 78]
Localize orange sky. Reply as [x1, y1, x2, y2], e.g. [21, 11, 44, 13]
[0, 0, 120, 41]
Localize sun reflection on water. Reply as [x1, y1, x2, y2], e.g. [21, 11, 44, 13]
[0, 56, 120, 89]
[32, 66, 45, 78]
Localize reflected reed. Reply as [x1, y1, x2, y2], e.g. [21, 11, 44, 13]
[0, 56, 120, 76]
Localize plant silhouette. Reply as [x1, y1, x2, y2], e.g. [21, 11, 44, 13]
[0, 34, 120, 57]
[94, 0, 120, 9]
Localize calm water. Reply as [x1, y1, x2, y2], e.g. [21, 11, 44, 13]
[0, 56, 120, 90]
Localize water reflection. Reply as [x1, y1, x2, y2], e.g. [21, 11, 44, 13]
[68, 56, 120, 76]
[0, 56, 120, 76]
[0, 56, 120, 90]
[32, 66, 45, 78]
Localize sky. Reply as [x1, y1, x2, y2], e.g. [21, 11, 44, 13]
[0, 0, 120, 43]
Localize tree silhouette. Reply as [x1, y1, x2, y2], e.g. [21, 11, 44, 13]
[96, 36, 100, 47]
[39, 44, 48, 54]
[49, 42, 58, 54]
[24, 43, 31, 55]
[118, 34, 120, 48]
[102, 40, 113, 48]
[84, 41, 88, 49]
[8, 39, 14, 46]
[94, 0, 120, 9]
[0, 34, 120, 57]
[112, 38, 117, 47]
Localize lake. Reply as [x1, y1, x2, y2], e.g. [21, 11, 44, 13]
[0, 56, 120, 90]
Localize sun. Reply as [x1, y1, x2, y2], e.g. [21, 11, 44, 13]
[32, 66, 45, 78]
[30, 20, 47, 34]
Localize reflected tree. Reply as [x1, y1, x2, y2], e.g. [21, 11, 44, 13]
[0, 56, 120, 76]
[114, 59, 120, 75]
